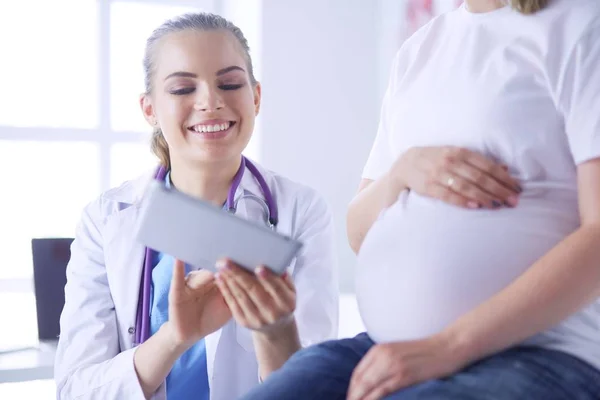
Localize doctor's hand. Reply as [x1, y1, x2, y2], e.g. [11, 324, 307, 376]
[166, 259, 232, 348]
[392, 146, 522, 210]
[214, 259, 296, 334]
[347, 334, 468, 400]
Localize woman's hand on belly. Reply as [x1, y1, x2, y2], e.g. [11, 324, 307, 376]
[394, 146, 522, 209]
[347, 333, 466, 400]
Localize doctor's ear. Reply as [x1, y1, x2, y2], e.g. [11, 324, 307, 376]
[140, 94, 158, 127]
[253, 82, 262, 116]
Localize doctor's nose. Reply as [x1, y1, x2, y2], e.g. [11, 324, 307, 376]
[193, 88, 225, 112]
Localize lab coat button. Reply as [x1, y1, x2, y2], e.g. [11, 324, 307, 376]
[128, 327, 135, 334]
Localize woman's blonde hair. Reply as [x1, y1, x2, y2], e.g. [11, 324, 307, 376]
[510, 0, 549, 14]
[143, 13, 257, 169]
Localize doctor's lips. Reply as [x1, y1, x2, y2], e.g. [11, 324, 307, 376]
[188, 120, 236, 138]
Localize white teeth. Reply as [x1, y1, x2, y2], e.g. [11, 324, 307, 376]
[192, 122, 231, 133]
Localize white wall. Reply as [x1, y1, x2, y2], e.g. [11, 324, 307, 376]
[259, 0, 382, 292]
[224, 1, 401, 293]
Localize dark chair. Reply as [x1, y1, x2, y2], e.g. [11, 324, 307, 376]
[31, 238, 73, 343]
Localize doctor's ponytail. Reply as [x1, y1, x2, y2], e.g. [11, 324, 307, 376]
[143, 12, 258, 169]
[151, 128, 170, 168]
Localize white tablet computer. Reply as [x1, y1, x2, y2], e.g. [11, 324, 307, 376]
[134, 180, 302, 275]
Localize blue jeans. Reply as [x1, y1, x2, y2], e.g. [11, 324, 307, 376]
[240, 333, 600, 400]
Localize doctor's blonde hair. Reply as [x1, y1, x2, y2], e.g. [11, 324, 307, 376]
[143, 13, 258, 168]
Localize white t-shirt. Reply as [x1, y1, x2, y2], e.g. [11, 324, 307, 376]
[357, 0, 600, 371]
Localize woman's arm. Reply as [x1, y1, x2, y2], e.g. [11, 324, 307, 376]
[346, 173, 406, 254]
[347, 147, 521, 253]
[446, 158, 600, 362]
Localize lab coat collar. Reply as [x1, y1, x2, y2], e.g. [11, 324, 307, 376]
[102, 158, 269, 207]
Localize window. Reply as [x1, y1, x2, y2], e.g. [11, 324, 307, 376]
[0, 0, 98, 128]
[0, 141, 100, 280]
[0, 0, 217, 354]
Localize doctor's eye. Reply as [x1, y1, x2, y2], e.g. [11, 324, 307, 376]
[169, 87, 195, 95]
[219, 84, 244, 91]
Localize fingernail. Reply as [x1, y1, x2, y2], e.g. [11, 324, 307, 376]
[505, 196, 518, 207]
[255, 266, 267, 277]
[215, 259, 228, 270]
[467, 201, 479, 209]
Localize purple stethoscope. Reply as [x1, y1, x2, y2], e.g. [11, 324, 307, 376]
[133, 156, 278, 345]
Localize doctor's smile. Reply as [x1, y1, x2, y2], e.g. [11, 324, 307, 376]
[187, 120, 236, 140]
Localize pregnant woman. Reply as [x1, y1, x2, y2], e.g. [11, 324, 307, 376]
[239, 0, 600, 399]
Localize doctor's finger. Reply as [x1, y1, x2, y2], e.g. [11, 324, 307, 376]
[228, 264, 260, 291]
[185, 269, 215, 289]
[216, 276, 251, 325]
[222, 274, 268, 326]
[255, 267, 295, 311]
[282, 272, 295, 291]
[217, 260, 258, 289]
[226, 270, 285, 324]
[170, 259, 187, 293]
[223, 267, 272, 306]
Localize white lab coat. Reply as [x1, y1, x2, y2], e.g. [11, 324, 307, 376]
[54, 160, 339, 400]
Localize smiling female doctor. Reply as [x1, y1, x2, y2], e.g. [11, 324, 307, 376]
[53, 12, 338, 400]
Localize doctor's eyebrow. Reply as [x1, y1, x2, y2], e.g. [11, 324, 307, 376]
[164, 66, 246, 81]
[216, 65, 246, 76]
[164, 71, 197, 81]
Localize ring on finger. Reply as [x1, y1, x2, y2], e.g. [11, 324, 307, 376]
[446, 176, 455, 188]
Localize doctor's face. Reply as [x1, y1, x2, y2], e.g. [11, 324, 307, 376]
[141, 29, 261, 166]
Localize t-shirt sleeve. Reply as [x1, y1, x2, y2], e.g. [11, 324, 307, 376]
[362, 51, 401, 180]
[558, 21, 600, 165]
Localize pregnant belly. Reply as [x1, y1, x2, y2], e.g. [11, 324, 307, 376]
[356, 192, 579, 343]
